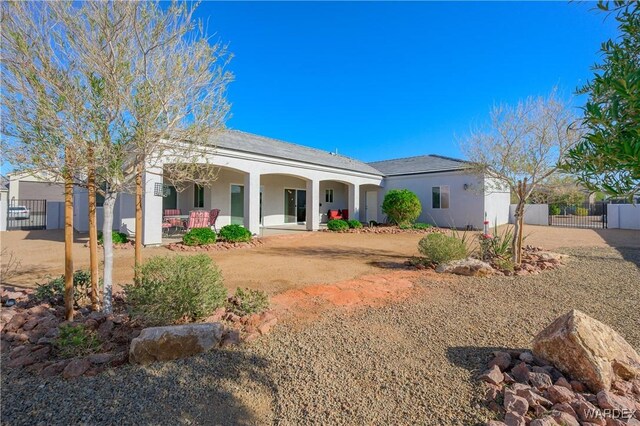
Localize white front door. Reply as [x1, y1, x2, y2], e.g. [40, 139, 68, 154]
[365, 191, 378, 223]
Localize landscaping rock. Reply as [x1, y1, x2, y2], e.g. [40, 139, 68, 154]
[503, 392, 529, 416]
[435, 258, 494, 276]
[490, 351, 512, 371]
[550, 410, 580, 426]
[62, 358, 91, 379]
[532, 310, 640, 392]
[546, 384, 575, 404]
[129, 323, 224, 365]
[480, 365, 504, 385]
[529, 371, 553, 390]
[511, 362, 530, 383]
[530, 417, 557, 426]
[503, 412, 526, 426]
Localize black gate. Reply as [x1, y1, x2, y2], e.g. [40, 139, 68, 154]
[548, 202, 607, 229]
[7, 199, 47, 230]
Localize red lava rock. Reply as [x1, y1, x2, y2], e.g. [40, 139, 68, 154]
[2, 331, 16, 342]
[519, 352, 534, 363]
[551, 410, 580, 426]
[571, 399, 602, 423]
[9, 345, 30, 359]
[480, 365, 504, 386]
[547, 384, 575, 404]
[504, 392, 529, 416]
[88, 353, 113, 364]
[258, 317, 277, 335]
[484, 384, 501, 402]
[4, 313, 27, 332]
[596, 390, 636, 412]
[530, 417, 557, 426]
[243, 332, 260, 343]
[97, 320, 114, 339]
[570, 380, 587, 393]
[611, 380, 633, 395]
[62, 358, 91, 379]
[486, 421, 508, 426]
[205, 307, 227, 323]
[511, 362, 531, 384]
[21, 317, 39, 332]
[552, 402, 577, 417]
[503, 412, 526, 426]
[515, 388, 552, 408]
[529, 372, 553, 390]
[14, 333, 29, 343]
[41, 360, 69, 377]
[555, 377, 573, 390]
[503, 373, 515, 384]
[490, 351, 512, 371]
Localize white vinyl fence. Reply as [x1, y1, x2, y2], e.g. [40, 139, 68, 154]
[509, 204, 549, 226]
[607, 204, 640, 230]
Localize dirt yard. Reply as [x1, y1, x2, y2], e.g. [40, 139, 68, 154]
[1, 225, 639, 294]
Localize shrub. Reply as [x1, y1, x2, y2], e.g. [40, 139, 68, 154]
[327, 219, 349, 231]
[549, 204, 561, 216]
[55, 324, 101, 358]
[381, 189, 422, 226]
[35, 270, 93, 305]
[98, 231, 129, 245]
[418, 233, 467, 264]
[182, 227, 217, 246]
[226, 287, 269, 316]
[575, 207, 589, 216]
[127, 254, 226, 325]
[479, 225, 513, 261]
[346, 219, 363, 229]
[219, 224, 252, 242]
[412, 223, 432, 230]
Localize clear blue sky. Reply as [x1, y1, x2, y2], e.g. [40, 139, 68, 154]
[196, 1, 619, 163]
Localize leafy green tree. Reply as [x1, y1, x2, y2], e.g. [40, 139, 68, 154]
[565, 1, 640, 198]
[382, 189, 422, 226]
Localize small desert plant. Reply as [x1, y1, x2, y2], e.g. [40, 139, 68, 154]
[0, 248, 21, 282]
[226, 287, 269, 316]
[127, 255, 227, 325]
[381, 189, 422, 226]
[418, 233, 467, 264]
[327, 219, 349, 231]
[98, 231, 129, 245]
[479, 222, 514, 261]
[182, 227, 217, 246]
[35, 270, 93, 305]
[549, 204, 561, 215]
[412, 223, 432, 230]
[346, 219, 363, 229]
[575, 207, 589, 216]
[219, 224, 252, 242]
[55, 324, 101, 358]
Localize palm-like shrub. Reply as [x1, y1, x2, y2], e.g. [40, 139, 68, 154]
[127, 254, 226, 325]
[327, 219, 349, 231]
[418, 233, 467, 264]
[382, 189, 422, 226]
[219, 224, 252, 242]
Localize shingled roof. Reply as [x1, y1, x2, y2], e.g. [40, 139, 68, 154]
[212, 130, 384, 176]
[368, 155, 469, 176]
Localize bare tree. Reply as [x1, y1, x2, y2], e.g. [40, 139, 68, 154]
[461, 91, 581, 264]
[2, 1, 232, 314]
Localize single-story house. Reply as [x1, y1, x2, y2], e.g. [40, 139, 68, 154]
[69, 130, 510, 245]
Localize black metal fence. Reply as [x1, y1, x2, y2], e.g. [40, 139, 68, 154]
[548, 201, 607, 229]
[7, 199, 47, 230]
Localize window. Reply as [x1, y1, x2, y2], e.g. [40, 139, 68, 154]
[432, 185, 450, 209]
[194, 184, 204, 208]
[325, 189, 334, 203]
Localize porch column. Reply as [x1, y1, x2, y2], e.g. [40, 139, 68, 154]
[306, 179, 320, 231]
[348, 183, 360, 222]
[142, 165, 163, 246]
[244, 172, 261, 235]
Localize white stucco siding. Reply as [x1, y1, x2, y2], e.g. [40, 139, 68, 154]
[73, 187, 122, 233]
[319, 181, 348, 222]
[380, 171, 486, 229]
[260, 174, 307, 227]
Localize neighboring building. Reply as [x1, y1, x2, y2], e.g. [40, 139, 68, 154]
[6, 171, 65, 203]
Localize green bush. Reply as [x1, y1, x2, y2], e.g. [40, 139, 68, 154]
[98, 231, 129, 245]
[35, 270, 93, 305]
[418, 233, 467, 264]
[412, 222, 432, 230]
[219, 224, 252, 242]
[226, 287, 270, 316]
[382, 189, 422, 226]
[182, 227, 217, 246]
[126, 254, 227, 325]
[575, 207, 589, 216]
[346, 219, 363, 229]
[327, 219, 349, 231]
[549, 204, 561, 215]
[55, 324, 101, 358]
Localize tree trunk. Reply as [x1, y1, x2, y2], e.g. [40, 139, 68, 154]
[102, 191, 117, 314]
[63, 160, 74, 321]
[512, 199, 524, 265]
[87, 155, 100, 311]
[134, 161, 143, 280]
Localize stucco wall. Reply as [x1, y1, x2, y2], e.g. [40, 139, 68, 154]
[483, 178, 511, 226]
[380, 171, 486, 229]
[509, 204, 549, 226]
[319, 181, 348, 222]
[0, 190, 7, 232]
[73, 187, 122, 233]
[608, 204, 640, 230]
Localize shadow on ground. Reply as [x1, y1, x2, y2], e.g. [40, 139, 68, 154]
[1, 349, 276, 425]
[266, 245, 409, 261]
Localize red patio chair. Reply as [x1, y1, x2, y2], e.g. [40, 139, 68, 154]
[186, 210, 210, 230]
[341, 209, 349, 220]
[163, 209, 185, 232]
[328, 210, 343, 220]
[209, 209, 220, 232]
[164, 209, 181, 216]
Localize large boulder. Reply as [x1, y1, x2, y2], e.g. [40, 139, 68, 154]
[435, 258, 494, 276]
[532, 310, 640, 392]
[129, 323, 224, 365]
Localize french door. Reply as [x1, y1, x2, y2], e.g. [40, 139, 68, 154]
[284, 189, 306, 223]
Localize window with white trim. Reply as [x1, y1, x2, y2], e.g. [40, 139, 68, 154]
[325, 189, 334, 203]
[432, 185, 450, 209]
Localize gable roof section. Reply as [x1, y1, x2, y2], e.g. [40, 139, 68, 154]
[368, 155, 469, 176]
[212, 130, 384, 176]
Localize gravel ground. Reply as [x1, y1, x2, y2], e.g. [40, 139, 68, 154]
[2, 246, 639, 425]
